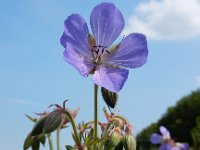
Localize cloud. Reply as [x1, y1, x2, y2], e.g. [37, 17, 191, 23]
[196, 75, 200, 85]
[5, 99, 36, 105]
[123, 0, 200, 40]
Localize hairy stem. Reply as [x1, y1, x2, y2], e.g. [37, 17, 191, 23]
[47, 133, 54, 150]
[57, 127, 61, 150]
[94, 84, 98, 149]
[64, 110, 81, 149]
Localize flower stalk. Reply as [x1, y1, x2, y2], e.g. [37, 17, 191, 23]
[47, 133, 54, 150]
[56, 127, 61, 150]
[94, 84, 98, 149]
[64, 110, 81, 149]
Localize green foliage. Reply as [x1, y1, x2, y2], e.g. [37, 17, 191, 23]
[191, 117, 200, 149]
[136, 123, 158, 150]
[136, 89, 200, 149]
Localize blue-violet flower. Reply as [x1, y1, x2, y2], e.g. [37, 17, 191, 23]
[150, 126, 189, 150]
[60, 2, 148, 92]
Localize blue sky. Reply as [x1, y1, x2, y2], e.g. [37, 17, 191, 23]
[1, 0, 200, 149]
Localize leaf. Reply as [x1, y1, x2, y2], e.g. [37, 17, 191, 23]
[114, 140, 124, 150]
[66, 145, 74, 150]
[101, 87, 118, 109]
[38, 135, 46, 145]
[61, 125, 68, 129]
[84, 129, 93, 145]
[25, 115, 37, 123]
[31, 139, 40, 150]
[23, 134, 33, 150]
[30, 116, 47, 136]
[43, 110, 62, 134]
[72, 133, 79, 145]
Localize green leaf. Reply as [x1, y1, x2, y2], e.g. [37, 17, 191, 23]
[114, 140, 124, 150]
[38, 135, 46, 145]
[101, 87, 118, 109]
[30, 116, 47, 136]
[23, 134, 33, 150]
[43, 111, 62, 134]
[72, 133, 79, 145]
[61, 125, 68, 129]
[25, 115, 37, 123]
[31, 139, 40, 150]
[84, 129, 93, 145]
[65, 145, 74, 150]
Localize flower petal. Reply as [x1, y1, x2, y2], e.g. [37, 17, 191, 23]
[106, 33, 148, 68]
[150, 133, 162, 144]
[159, 143, 171, 150]
[63, 42, 94, 77]
[92, 66, 128, 92]
[90, 2, 124, 47]
[159, 144, 166, 150]
[176, 143, 189, 150]
[171, 147, 179, 150]
[62, 14, 92, 58]
[160, 126, 171, 138]
[60, 32, 67, 48]
[180, 143, 189, 150]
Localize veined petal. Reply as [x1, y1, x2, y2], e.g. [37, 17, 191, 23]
[159, 143, 170, 150]
[171, 147, 179, 150]
[90, 2, 124, 47]
[60, 32, 67, 48]
[63, 42, 94, 77]
[150, 133, 162, 144]
[92, 66, 128, 92]
[176, 143, 189, 150]
[160, 126, 171, 138]
[180, 143, 189, 150]
[62, 14, 92, 58]
[106, 33, 148, 68]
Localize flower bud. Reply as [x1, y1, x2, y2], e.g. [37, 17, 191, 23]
[124, 134, 136, 150]
[109, 131, 123, 148]
[31, 115, 47, 136]
[43, 110, 63, 134]
[65, 145, 74, 150]
[101, 87, 118, 109]
[24, 134, 33, 150]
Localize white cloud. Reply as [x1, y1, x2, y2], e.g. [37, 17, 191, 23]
[4, 99, 36, 105]
[123, 0, 200, 40]
[196, 75, 200, 85]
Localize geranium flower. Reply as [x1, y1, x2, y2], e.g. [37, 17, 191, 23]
[150, 126, 189, 150]
[60, 2, 148, 92]
[151, 126, 171, 150]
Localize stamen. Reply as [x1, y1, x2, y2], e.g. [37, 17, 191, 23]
[122, 35, 126, 40]
[91, 45, 110, 64]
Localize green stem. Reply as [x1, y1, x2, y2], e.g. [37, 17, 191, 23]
[64, 110, 81, 149]
[56, 127, 61, 150]
[47, 133, 54, 150]
[94, 84, 98, 149]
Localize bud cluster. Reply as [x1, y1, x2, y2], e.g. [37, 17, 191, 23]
[97, 108, 136, 150]
[24, 100, 79, 150]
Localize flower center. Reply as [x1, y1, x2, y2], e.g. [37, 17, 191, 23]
[91, 45, 110, 64]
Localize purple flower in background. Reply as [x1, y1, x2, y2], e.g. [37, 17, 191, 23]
[150, 126, 189, 150]
[60, 2, 148, 92]
[151, 126, 171, 150]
